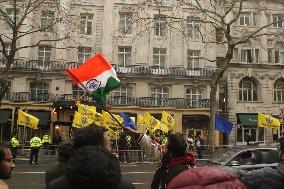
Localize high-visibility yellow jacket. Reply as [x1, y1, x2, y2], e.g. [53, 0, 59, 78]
[11, 137, 20, 148]
[42, 134, 52, 144]
[30, 137, 42, 148]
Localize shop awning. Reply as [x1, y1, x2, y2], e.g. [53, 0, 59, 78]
[28, 110, 51, 126]
[237, 113, 258, 127]
[182, 115, 209, 129]
[0, 109, 12, 124]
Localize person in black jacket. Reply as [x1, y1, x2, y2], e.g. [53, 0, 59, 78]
[47, 125, 135, 189]
[237, 136, 284, 189]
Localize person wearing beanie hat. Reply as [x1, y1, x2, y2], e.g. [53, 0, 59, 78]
[45, 139, 74, 184]
[237, 136, 284, 189]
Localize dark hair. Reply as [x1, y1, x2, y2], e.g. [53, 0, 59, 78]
[57, 139, 74, 163]
[0, 142, 10, 161]
[167, 133, 187, 157]
[73, 125, 108, 149]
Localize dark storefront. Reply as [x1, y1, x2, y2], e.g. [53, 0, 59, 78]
[0, 109, 12, 141]
[182, 115, 209, 141]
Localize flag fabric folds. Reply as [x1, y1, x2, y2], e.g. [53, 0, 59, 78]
[215, 113, 233, 135]
[78, 104, 96, 118]
[92, 112, 103, 126]
[102, 111, 123, 128]
[258, 113, 280, 128]
[161, 111, 174, 133]
[66, 53, 121, 104]
[143, 112, 161, 132]
[72, 111, 93, 128]
[17, 109, 39, 129]
[119, 113, 137, 131]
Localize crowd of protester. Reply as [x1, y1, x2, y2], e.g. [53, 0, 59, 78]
[1, 124, 284, 189]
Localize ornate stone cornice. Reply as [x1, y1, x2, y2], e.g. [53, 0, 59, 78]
[231, 73, 280, 80]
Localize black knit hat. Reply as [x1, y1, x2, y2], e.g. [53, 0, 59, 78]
[66, 146, 121, 189]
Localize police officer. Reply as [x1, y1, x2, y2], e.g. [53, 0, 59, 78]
[10, 136, 20, 162]
[42, 133, 52, 146]
[29, 135, 42, 164]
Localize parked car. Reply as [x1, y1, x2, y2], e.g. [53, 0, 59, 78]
[208, 146, 279, 171]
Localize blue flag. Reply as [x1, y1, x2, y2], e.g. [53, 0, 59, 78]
[215, 113, 233, 135]
[119, 113, 137, 131]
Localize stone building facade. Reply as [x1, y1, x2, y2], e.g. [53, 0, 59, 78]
[0, 0, 283, 146]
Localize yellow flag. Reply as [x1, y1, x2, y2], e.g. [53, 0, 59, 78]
[107, 128, 119, 138]
[161, 111, 175, 133]
[72, 111, 93, 128]
[143, 112, 161, 132]
[258, 113, 280, 128]
[102, 111, 123, 128]
[17, 109, 39, 129]
[78, 104, 96, 118]
[92, 112, 103, 126]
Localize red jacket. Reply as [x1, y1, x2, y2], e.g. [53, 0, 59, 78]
[166, 166, 247, 189]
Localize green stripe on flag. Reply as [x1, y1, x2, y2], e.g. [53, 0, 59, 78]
[91, 77, 121, 104]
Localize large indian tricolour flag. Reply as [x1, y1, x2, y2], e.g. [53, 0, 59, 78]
[66, 53, 121, 104]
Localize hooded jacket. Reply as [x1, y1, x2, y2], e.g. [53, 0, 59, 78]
[166, 166, 247, 189]
[47, 146, 135, 189]
[238, 161, 284, 189]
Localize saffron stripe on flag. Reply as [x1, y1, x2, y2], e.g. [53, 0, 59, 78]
[66, 53, 112, 84]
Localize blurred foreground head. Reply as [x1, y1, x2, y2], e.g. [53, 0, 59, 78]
[66, 146, 121, 189]
[166, 133, 187, 157]
[73, 125, 111, 150]
[57, 140, 74, 163]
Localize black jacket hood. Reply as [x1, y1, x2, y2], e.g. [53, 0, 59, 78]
[66, 146, 121, 189]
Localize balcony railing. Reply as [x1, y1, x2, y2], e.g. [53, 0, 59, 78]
[3, 92, 211, 108]
[0, 59, 215, 78]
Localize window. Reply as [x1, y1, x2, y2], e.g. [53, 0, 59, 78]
[121, 0, 133, 3]
[185, 0, 197, 5]
[119, 12, 133, 34]
[239, 78, 258, 101]
[187, 50, 200, 69]
[154, 14, 166, 37]
[216, 28, 223, 42]
[187, 17, 200, 39]
[268, 49, 273, 63]
[150, 86, 169, 106]
[4, 81, 11, 99]
[112, 85, 133, 104]
[274, 43, 284, 64]
[80, 13, 93, 35]
[185, 88, 202, 107]
[5, 9, 19, 29]
[41, 11, 54, 32]
[2, 43, 11, 60]
[78, 47, 92, 64]
[30, 82, 49, 102]
[232, 48, 238, 62]
[118, 46, 131, 66]
[72, 85, 86, 97]
[240, 12, 250, 26]
[154, 0, 168, 5]
[274, 79, 284, 102]
[38, 46, 51, 67]
[153, 48, 166, 67]
[272, 14, 283, 28]
[240, 43, 252, 63]
[254, 49, 259, 63]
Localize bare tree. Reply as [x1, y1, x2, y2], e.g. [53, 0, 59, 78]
[118, 0, 284, 149]
[0, 0, 69, 103]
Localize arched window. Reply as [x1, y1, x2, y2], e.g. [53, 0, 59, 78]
[72, 85, 86, 97]
[150, 86, 169, 106]
[239, 78, 258, 101]
[30, 82, 49, 102]
[185, 87, 202, 106]
[274, 79, 284, 102]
